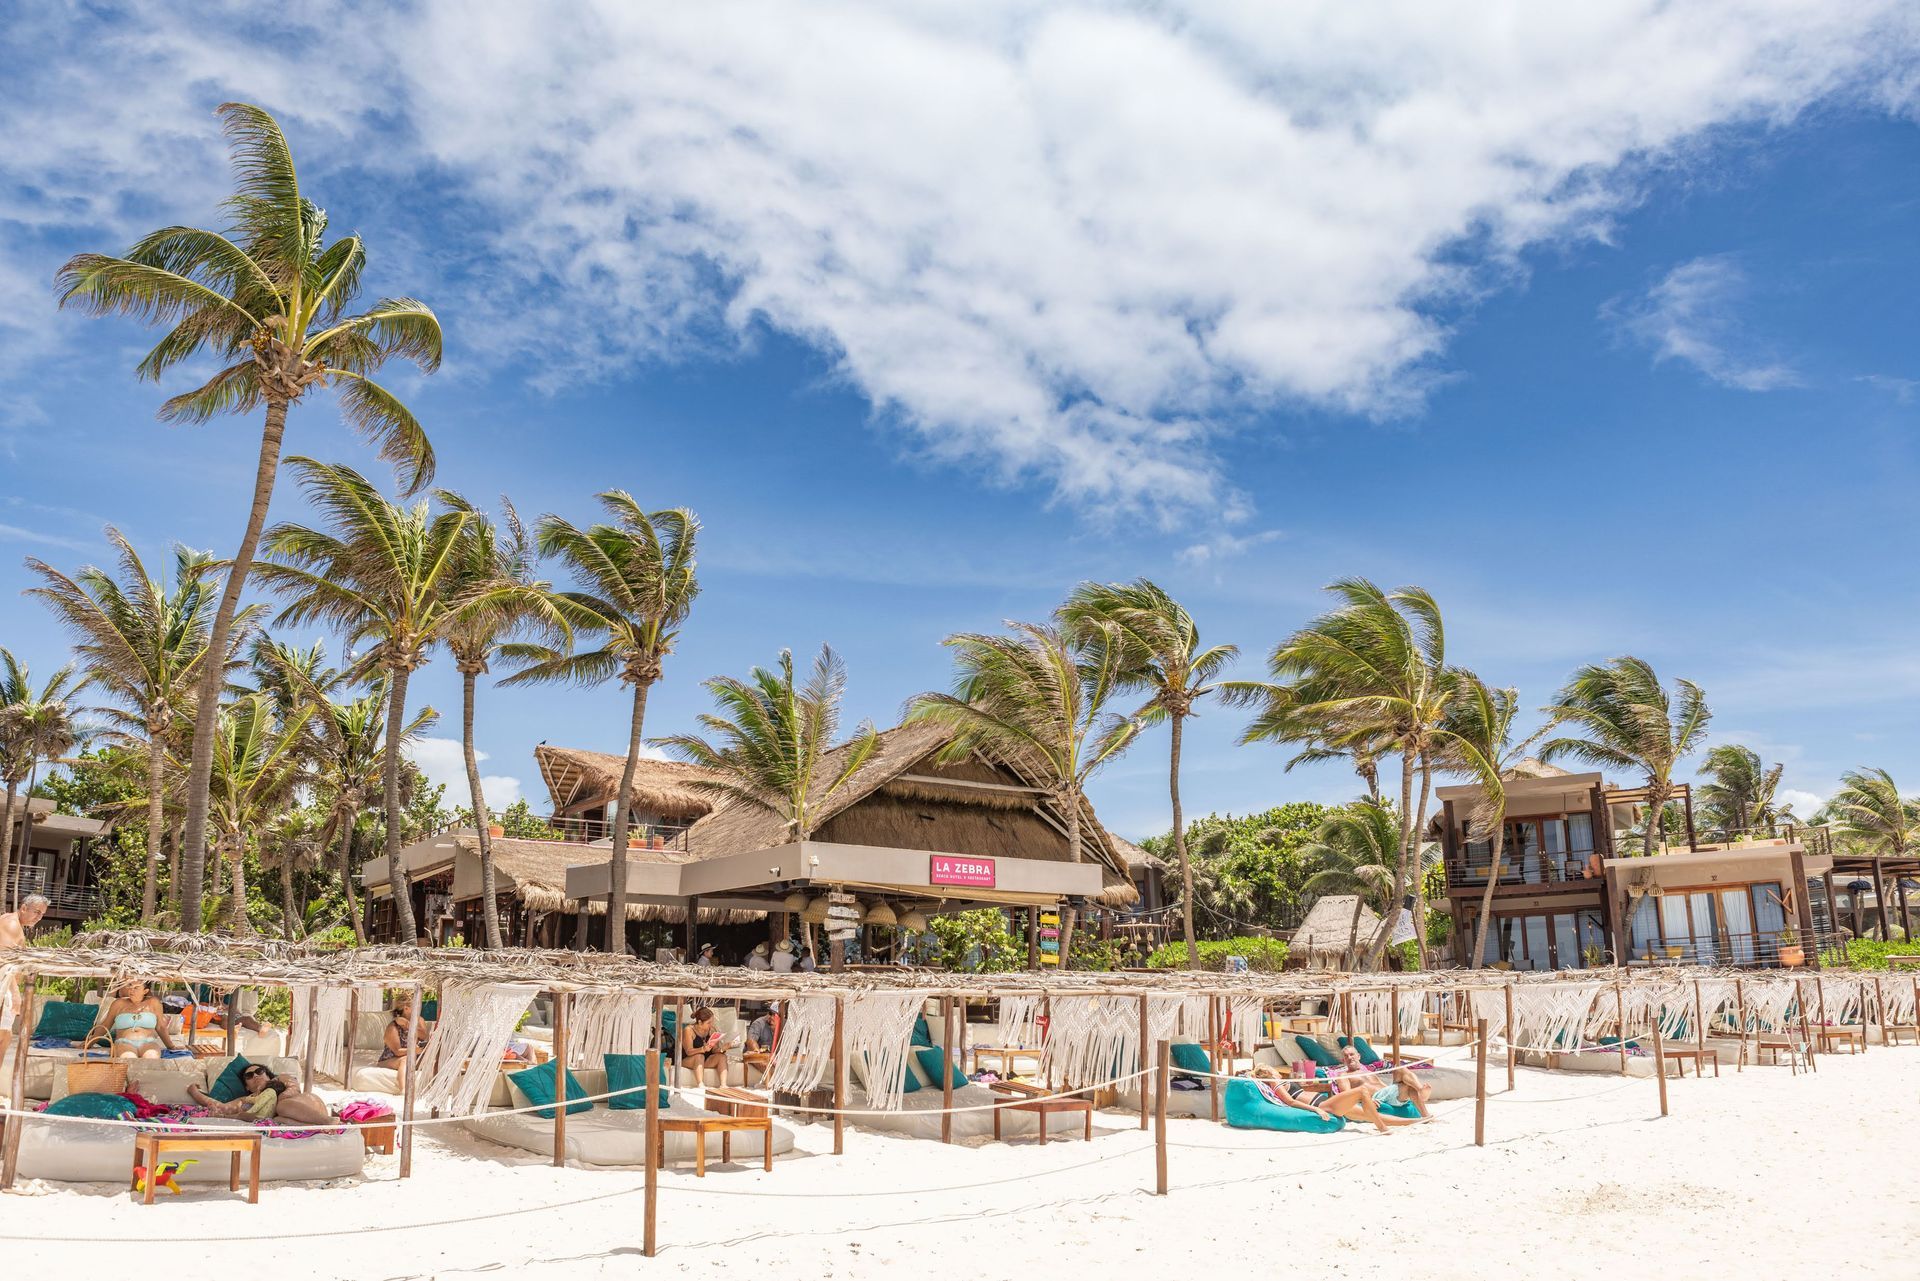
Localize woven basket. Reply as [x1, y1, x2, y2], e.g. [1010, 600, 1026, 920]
[67, 1038, 130, 1096]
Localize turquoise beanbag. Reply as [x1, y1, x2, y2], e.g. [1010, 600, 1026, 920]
[44, 1092, 137, 1119]
[913, 1047, 966, 1090]
[603, 1054, 671, 1111]
[507, 1061, 593, 1118]
[1169, 1042, 1213, 1075]
[1223, 1078, 1344, 1133]
[32, 1000, 97, 1042]
[1293, 1034, 1341, 1068]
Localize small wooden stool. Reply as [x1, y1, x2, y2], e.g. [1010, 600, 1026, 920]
[1816, 1025, 1865, 1055]
[132, 1132, 262, 1204]
[990, 1080, 1094, 1144]
[1656, 1045, 1718, 1078]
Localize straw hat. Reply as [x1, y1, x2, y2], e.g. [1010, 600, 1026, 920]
[775, 939, 793, 953]
[753, 941, 771, 958]
[699, 942, 715, 955]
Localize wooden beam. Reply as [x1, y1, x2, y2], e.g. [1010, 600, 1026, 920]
[400, 980, 422, 1178]
[552, 989, 570, 1168]
[2, 970, 35, 1189]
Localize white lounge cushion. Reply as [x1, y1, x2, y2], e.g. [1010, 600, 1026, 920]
[465, 1099, 796, 1167]
[14, 1116, 363, 1184]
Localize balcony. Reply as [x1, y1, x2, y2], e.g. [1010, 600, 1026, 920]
[432, 811, 691, 849]
[1448, 852, 1601, 890]
[1626, 929, 1805, 969]
[4, 867, 102, 918]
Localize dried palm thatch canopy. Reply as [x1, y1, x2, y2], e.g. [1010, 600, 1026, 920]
[1291, 896, 1381, 962]
[674, 720, 1141, 907]
[1108, 833, 1165, 875]
[0, 930, 1839, 1005]
[533, 744, 715, 820]
[459, 836, 761, 924]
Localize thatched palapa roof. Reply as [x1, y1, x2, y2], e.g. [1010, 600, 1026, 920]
[1291, 895, 1380, 957]
[679, 720, 1141, 906]
[534, 744, 715, 819]
[461, 834, 762, 924]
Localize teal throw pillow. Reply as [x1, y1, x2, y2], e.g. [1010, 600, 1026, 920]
[32, 1000, 98, 1042]
[913, 1046, 966, 1090]
[910, 1014, 934, 1047]
[1293, 1035, 1341, 1068]
[508, 1061, 593, 1118]
[208, 1055, 256, 1103]
[1169, 1042, 1213, 1074]
[45, 1092, 137, 1119]
[603, 1054, 671, 1111]
[1337, 1035, 1383, 1065]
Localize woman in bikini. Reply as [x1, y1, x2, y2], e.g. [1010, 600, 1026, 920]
[85, 979, 178, 1059]
[377, 994, 429, 1086]
[678, 1006, 730, 1084]
[1248, 1065, 1338, 1123]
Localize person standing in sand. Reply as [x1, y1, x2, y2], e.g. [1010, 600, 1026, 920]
[0, 894, 49, 1064]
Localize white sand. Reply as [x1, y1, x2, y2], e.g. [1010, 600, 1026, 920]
[3, 1042, 1915, 1279]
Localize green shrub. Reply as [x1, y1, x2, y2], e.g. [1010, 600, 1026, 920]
[1067, 935, 1121, 972]
[927, 909, 1024, 973]
[1145, 936, 1289, 972]
[1842, 938, 1920, 969]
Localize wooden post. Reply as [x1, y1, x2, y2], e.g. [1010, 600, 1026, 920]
[1503, 982, 1516, 1091]
[552, 990, 569, 1168]
[1028, 907, 1039, 970]
[1614, 982, 1628, 1076]
[832, 996, 846, 1156]
[1207, 995, 1221, 1124]
[224, 987, 238, 1056]
[1693, 978, 1709, 1068]
[643, 1047, 660, 1258]
[1389, 984, 1401, 1064]
[1651, 1017, 1669, 1117]
[939, 997, 954, 1145]
[1136, 994, 1149, 1131]
[1154, 1039, 1169, 1195]
[1473, 1017, 1488, 1148]
[1874, 976, 1889, 1047]
[1793, 978, 1818, 1073]
[1734, 978, 1747, 1072]
[2, 970, 34, 1189]
[1815, 977, 1829, 1048]
[298, 987, 319, 1093]
[673, 997, 685, 1079]
[400, 981, 422, 1178]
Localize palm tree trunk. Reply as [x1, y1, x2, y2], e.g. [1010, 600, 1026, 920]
[337, 809, 365, 944]
[279, 845, 296, 940]
[178, 395, 289, 931]
[1469, 819, 1507, 969]
[1170, 714, 1197, 969]
[1059, 787, 1081, 968]
[167, 816, 183, 914]
[0, 778, 17, 911]
[141, 729, 165, 921]
[1346, 893, 1366, 967]
[228, 835, 250, 934]
[607, 680, 653, 957]
[1408, 752, 1434, 970]
[383, 662, 420, 944]
[1645, 788, 1664, 856]
[461, 668, 503, 949]
[1368, 751, 1418, 968]
[16, 759, 40, 912]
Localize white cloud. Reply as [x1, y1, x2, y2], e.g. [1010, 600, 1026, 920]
[406, 736, 523, 810]
[1606, 255, 1801, 390]
[1177, 529, 1285, 567]
[5, 2, 1918, 514]
[1778, 787, 1826, 817]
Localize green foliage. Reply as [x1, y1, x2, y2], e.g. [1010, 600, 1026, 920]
[1842, 938, 1919, 969]
[255, 987, 291, 1028]
[1066, 934, 1120, 972]
[458, 797, 566, 840]
[308, 925, 358, 951]
[1146, 936, 1289, 972]
[1142, 802, 1330, 936]
[926, 909, 1024, 973]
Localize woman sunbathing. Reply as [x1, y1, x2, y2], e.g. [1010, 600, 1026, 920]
[187, 1064, 334, 1126]
[86, 980, 179, 1059]
[1248, 1065, 1337, 1123]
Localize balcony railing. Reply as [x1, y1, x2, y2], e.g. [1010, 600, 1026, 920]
[426, 811, 691, 849]
[1627, 930, 1805, 969]
[4, 867, 102, 917]
[1449, 854, 1601, 889]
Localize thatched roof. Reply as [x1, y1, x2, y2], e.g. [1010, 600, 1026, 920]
[1509, 757, 1573, 780]
[1110, 834, 1166, 876]
[680, 720, 1140, 905]
[457, 835, 761, 925]
[1291, 895, 1380, 956]
[534, 744, 716, 819]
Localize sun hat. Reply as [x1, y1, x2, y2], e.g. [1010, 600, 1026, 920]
[699, 942, 715, 954]
[775, 939, 793, 953]
[753, 942, 771, 957]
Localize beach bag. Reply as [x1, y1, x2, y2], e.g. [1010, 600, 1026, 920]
[67, 1037, 130, 1096]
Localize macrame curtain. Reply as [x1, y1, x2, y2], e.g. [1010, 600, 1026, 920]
[413, 981, 539, 1117]
[288, 983, 375, 1084]
[1740, 977, 1800, 1032]
[996, 995, 1043, 1051]
[568, 992, 657, 1069]
[1040, 995, 1140, 1086]
[764, 996, 838, 1098]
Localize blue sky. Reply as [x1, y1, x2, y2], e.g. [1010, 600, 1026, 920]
[1, 3, 1918, 839]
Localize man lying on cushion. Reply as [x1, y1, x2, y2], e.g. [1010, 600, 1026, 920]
[187, 1063, 333, 1125]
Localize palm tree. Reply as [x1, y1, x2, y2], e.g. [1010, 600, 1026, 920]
[1062, 579, 1236, 969]
[307, 683, 436, 944]
[1223, 580, 1456, 967]
[0, 656, 83, 911]
[1298, 803, 1400, 967]
[56, 103, 442, 930]
[1696, 744, 1785, 838]
[443, 498, 564, 949]
[1824, 768, 1915, 858]
[1540, 657, 1710, 858]
[197, 694, 312, 933]
[1434, 676, 1546, 968]
[25, 532, 220, 920]
[254, 460, 483, 944]
[502, 496, 699, 955]
[257, 806, 327, 940]
[658, 646, 879, 840]
[907, 620, 1141, 964]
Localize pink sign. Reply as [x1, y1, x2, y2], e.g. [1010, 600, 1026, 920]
[929, 854, 996, 888]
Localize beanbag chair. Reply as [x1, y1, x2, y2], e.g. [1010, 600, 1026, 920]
[1223, 1078, 1344, 1134]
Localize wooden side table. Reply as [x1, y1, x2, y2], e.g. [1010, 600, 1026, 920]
[132, 1131, 261, 1203]
[970, 1046, 1040, 1077]
[1656, 1045, 1718, 1078]
[989, 1080, 1093, 1144]
[347, 1115, 396, 1154]
[1816, 1025, 1865, 1055]
[654, 1114, 772, 1176]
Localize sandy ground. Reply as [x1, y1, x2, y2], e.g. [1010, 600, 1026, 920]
[1, 1041, 1915, 1279]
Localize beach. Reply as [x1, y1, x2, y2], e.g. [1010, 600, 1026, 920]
[3, 1041, 1913, 1279]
